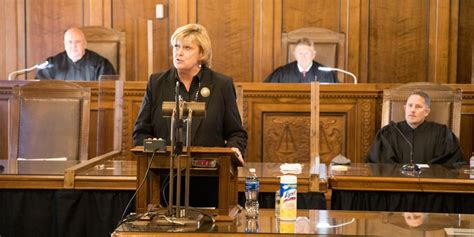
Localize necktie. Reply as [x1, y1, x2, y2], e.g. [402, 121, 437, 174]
[301, 71, 307, 81]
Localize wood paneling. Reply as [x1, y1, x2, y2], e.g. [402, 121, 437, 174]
[1, 1, 473, 83]
[196, 0, 253, 82]
[368, 0, 429, 83]
[0, 0, 24, 80]
[457, 0, 474, 83]
[1, 82, 473, 162]
[112, 0, 170, 81]
[117, 83, 474, 164]
[282, 0, 341, 33]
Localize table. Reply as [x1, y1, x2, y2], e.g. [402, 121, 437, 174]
[328, 163, 474, 213]
[237, 162, 327, 209]
[0, 157, 134, 237]
[112, 208, 474, 236]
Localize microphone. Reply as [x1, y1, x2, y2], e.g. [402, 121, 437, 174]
[8, 61, 51, 80]
[174, 81, 183, 155]
[318, 66, 357, 84]
[389, 121, 420, 174]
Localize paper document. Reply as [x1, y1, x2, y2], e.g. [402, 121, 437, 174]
[445, 228, 474, 235]
[17, 157, 67, 161]
[280, 163, 302, 174]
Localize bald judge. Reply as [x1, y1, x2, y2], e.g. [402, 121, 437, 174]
[36, 27, 115, 81]
[366, 90, 465, 168]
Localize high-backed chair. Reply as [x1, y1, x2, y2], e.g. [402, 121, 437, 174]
[81, 26, 126, 80]
[8, 81, 90, 160]
[381, 82, 462, 138]
[282, 27, 346, 82]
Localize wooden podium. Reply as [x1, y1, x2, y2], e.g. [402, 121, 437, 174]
[132, 146, 242, 216]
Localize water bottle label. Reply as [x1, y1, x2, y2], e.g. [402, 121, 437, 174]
[245, 181, 259, 191]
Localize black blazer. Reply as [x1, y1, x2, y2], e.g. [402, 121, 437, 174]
[132, 66, 247, 155]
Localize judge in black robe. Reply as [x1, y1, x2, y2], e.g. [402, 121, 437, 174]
[35, 27, 115, 81]
[35, 50, 115, 81]
[366, 121, 465, 167]
[264, 60, 337, 83]
[264, 38, 337, 83]
[366, 91, 465, 168]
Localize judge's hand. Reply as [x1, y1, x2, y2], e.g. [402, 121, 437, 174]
[231, 147, 244, 165]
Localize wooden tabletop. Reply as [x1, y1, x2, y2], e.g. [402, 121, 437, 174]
[112, 208, 474, 236]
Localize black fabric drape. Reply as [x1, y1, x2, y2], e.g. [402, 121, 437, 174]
[331, 190, 474, 214]
[0, 189, 134, 237]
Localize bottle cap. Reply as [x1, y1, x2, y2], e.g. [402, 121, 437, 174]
[280, 175, 297, 184]
[249, 168, 256, 173]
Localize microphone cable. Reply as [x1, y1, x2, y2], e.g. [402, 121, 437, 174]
[116, 148, 159, 229]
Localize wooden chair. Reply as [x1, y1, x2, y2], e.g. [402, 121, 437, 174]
[381, 82, 462, 138]
[81, 26, 126, 80]
[282, 27, 346, 82]
[8, 81, 91, 160]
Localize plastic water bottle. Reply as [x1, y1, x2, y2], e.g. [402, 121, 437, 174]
[245, 168, 260, 218]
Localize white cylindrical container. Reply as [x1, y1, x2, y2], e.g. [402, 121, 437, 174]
[279, 175, 297, 220]
[470, 152, 474, 169]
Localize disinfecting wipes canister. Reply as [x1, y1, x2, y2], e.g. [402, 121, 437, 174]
[279, 175, 297, 220]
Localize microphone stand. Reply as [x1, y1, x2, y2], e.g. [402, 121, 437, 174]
[390, 121, 420, 175]
[8, 61, 50, 80]
[156, 83, 207, 229]
[318, 66, 357, 84]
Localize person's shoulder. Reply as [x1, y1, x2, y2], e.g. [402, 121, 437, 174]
[48, 51, 68, 61]
[377, 121, 403, 136]
[280, 61, 298, 70]
[149, 69, 174, 83]
[85, 49, 110, 61]
[422, 121, 450, 131]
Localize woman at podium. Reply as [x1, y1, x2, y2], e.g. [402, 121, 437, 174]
[132, 23, 247, 207]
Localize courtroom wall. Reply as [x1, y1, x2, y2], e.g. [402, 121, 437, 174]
[0, 0, 473, 83]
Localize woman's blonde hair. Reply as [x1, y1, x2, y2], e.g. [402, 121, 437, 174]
[171, 24, 212, 67]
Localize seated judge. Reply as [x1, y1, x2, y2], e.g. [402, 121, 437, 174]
[366, 90, 465, 167]
[132, 24, 247, 207]
[264, 38, 337, 83]
[35, 27, 116, 81]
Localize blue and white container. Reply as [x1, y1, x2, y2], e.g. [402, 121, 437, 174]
[279, 175, 297, 220]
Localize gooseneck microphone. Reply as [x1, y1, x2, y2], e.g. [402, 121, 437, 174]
[318, 66, 358, 84]
[389, 121, 420, 173]
[174, 81, 183, 155]
[8, 61, 51, 80]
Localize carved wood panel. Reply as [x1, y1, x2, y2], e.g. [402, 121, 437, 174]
[262, 112, 310, 163]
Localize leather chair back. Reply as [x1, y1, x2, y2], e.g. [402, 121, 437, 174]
[8, 81, 90, 160]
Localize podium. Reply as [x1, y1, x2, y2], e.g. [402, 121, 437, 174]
[132, 146, 242, 217]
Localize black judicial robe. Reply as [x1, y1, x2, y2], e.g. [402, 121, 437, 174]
[366, 121, 465, 168]
[35, 49, 116, 81]
[264, 61, 338, 83]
